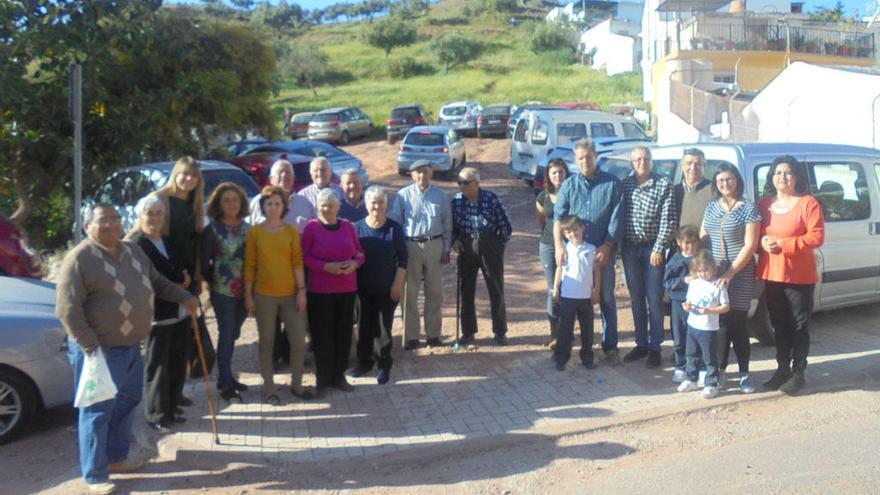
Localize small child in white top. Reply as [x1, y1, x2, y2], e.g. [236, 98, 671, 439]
[552, 215, 601, 371]
[677, 249, 730, 399]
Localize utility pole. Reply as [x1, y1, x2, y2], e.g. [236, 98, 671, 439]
[69, 63, 83, 243]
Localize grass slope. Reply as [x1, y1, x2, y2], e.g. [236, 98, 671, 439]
[271, 0, 643, 128]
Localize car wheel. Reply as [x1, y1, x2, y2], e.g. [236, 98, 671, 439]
[340, 131, 350, 145]
[0, 370, 38, 445]
[748, 296, 775, 346]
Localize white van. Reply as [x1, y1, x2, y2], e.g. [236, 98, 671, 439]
[600, 142, 880, 344]
[509, 109, 648, 184]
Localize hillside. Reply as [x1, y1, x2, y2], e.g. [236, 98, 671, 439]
[271, 0, 643, 126]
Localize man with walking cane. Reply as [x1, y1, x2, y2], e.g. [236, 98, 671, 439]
[56, 204, 198, 495]
[451, 167, 513, 346]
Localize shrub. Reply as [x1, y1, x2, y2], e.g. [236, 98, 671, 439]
[430, 33, 484, 73]
[386, 56, 433, 78]
[528, 20, 579, 54]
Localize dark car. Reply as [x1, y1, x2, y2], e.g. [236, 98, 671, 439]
[226, 138, 270, 157]
[386, 104, 430, 144]
[87, 160, 260, 233]
[231, 140, 369, 189]
[477, 104, 513, 138]
[0, 217, 42, 279]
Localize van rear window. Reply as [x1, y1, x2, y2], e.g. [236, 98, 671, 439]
[405, 133, 445, 146]
[590, 123, 616, 137]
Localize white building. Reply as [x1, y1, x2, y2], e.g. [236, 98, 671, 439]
[580, 18, 642, 75]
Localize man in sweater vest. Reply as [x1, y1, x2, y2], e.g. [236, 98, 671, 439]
[673, 147, 714, 235]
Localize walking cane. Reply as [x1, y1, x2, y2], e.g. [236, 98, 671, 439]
[191, 311, 221, 445]
[453, 256, 461, 350]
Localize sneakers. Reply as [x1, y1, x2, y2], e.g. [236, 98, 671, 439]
[146, 421, 174, 435]
[779, 372, 805, 395]
[701, 386, 719, 399]
[739, 374, 755, 394]
[623, 346, 649, 363]
[763, 368, 793, 391]
[645, 350, 662, 369]
[376, 369, 390, 385]
[697, 370, 707, 387]
[87, 481, 116, 495]
[677, 380, 700, 392]
[108, 457, 145, 473]
[672, 369, 687, 383]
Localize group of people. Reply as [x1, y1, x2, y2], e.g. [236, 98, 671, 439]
[55, 140, 824, 494]
[537, 140, 824, 401]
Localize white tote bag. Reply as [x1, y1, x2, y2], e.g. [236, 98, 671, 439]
[74, 349, 119, 408]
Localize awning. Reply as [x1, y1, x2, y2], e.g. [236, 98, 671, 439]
[656, 0, 730, 12]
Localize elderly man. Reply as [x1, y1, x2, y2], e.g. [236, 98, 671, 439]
[389, 159, 452, 350]
[56, 204, 198, 495]
[673, 147, 713, 233]
[554, 138, 622, 362]
[249, 159, 315, 231]
[620, 146, 676, 368]
[298, 156, 343, 209]
[339, 168, 367, 222]
[451, 167, 512, 346]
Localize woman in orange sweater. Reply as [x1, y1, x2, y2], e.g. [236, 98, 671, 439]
[757, 155, 825, 395]
[245, 186, 312, 405]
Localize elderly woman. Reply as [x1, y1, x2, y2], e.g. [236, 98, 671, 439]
[244, 186, 311, 405]
[201, 182, 250, 403]
[349, 186, 406, 385]
[701, 164, 761, 394]
[302, 188, 365, 396]
[536, 158, 571, 348]
[757, 156, 825, 394]
[128, 196, 191, 433]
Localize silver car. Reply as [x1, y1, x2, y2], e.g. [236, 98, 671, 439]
[307, 106, 373, 144]
[397, 126, 467, 180]
[0, 277, 73, 444]
[438, 101, 481, 136]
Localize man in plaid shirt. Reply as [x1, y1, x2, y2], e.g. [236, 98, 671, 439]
[620, 146, 677, 368]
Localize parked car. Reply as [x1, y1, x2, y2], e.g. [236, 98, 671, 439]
[225, 138, 270, 158]
[438, 101, 481, 136]
[288, 112, 316, 139]
[477, 104, 514, 138]
[531, 136, 655, 189]
[307, 107, 373, 144]
[509, 109, 649, 185]
[507, 104, 564, 138]
[0, 216, 42, 279]
[397, 126, 467, 179]
[0, 276, 73, 444]
[601, 142, 880, 344]
[243, 140, 369, 188]
[386, 104, 431, 144]
[88, 160, 260, 233]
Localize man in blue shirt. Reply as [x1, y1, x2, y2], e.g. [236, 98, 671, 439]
[554, 138, 622, 362]
[338, 168, 367, 222]
[451, 167, 512, 346]
[389, 160, 452, 350]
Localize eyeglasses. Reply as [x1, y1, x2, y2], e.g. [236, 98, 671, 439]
[457, 179, 473, 186]
[716, 177, 737, 184]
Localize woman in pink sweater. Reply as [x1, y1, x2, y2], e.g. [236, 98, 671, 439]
[301, 188, 365, 397]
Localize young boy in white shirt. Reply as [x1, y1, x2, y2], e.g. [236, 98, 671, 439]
[552, 215, 601, 371]
[677, 249, 730, 398]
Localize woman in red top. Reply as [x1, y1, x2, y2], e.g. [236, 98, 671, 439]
[757, 155, 825, 395]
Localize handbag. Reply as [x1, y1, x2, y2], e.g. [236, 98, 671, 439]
[74, 349, 118, 408]
[717, 209, 733, 273]
[187, 308, 216, 379]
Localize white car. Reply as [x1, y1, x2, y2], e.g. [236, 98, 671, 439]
[438, 100, 482, 136]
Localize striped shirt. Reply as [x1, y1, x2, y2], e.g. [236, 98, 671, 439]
[553, 171, 622, 248]
[702, 199, 762, 311]
[621, 173, 676, 253]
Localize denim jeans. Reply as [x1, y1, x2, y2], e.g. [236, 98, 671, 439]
[67, 341, 143, 484]
[621, 244, 665, 351]
[669, 298, 688, 370]
[211, 292, 247, 391]
[538, 242, 560, 325]
[598, 247, 619, 352]
[686, 326, 719, 387]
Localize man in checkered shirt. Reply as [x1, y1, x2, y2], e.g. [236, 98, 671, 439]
[620, 146, 677, 369]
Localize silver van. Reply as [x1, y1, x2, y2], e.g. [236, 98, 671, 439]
[509, 109, 648, 185]
[600, 143, 880, 344]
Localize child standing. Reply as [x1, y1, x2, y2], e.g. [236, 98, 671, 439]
[664, 226, 700, 383]
[552, 215, 601, 371]
[677, 250, 730, 398]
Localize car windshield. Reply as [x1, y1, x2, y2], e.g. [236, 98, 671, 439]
[312, 113, 339, 122]
[292, 115, 313, 124]
[482, 106, 510, 116]
[443, 106, 467, 116]
[203, 170, 260, 197]
[405, 133, 445, 146]
[391, 108, 420, 119]
[288, 144, 344, 158]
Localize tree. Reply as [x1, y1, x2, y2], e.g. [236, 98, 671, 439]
[366, 17, 417, 56]
[809, 1, 848, 22]
[528, 20, 579, 54]
[252, 0, 304, 33]
[277, 42, 329, 97]
[231, 0, 255, 11]
[390, 0, 430, 18]
[430, 33, 484, 73]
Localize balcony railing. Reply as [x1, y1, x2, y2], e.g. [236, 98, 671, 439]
[660, 17, 876, 60]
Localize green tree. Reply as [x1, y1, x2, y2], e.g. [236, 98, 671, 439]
[528, 20, 579, 54]
[390, 0, 430, 18]
[430, 33, 484, 73]
[277, 42, 329, 97]
[809, 1, 848, 22]
[366, 17, 417, 56]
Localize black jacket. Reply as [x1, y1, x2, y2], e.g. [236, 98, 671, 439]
[132, 232, 190, 323]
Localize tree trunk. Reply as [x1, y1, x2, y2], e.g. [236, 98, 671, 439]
[9, 156, 33, 227]
[308, 79, 318, 97]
